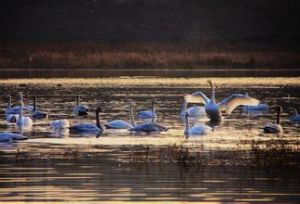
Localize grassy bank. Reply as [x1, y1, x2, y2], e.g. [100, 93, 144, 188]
[1, 43, 300, 70]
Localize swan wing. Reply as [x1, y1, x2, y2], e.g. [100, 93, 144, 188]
[17, 116, 33, 129]
[32, 110, 48, 119]
[290, 115, 300, 122]
[6, 114, 19, 123]
[184, 91, 210, 104]
[0, 133, 13, 142]
[242, 104, 269, 113]
[129, 122, 167, 132]
[70, 122, 99, 131]
[137, 110, 156, 118]
[74, 105, 89, 116]
[50, 120, 70, 129]
[188, 124, 212, 136]
[6, 106, 21, 115]
[187, 106, 206, 118]
[0, 133, 28, 142]
[219, 94, 259, 114]
[263, 123, 283, 133]
[106, 120, 133, 129]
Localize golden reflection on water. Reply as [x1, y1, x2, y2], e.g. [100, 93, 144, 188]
[0, 160, 299, 202]
[0, 83, 299, 203]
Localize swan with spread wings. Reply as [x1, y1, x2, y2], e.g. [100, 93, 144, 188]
[184, 80, 259, 122]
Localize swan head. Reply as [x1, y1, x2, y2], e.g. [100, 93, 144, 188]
[152, 98, 156, 105]
[9, 115, 18, 123]
[287, 107, 298, 116]
[207, 80, 213, 88]
[127, 99, 136, 106]
[160, 126, 170, 131]
[18, 92, 23, 101]
[271, 105, 283, 113]
[96, 107, 102, 113]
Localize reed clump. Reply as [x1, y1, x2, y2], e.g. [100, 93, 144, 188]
[3, 138, 300, 168]
[250, 138, 300, 167]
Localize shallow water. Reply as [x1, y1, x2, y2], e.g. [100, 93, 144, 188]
[0, 84, 300, 202]
[0, 161, 300, 202]
[0, 85, 299, 149]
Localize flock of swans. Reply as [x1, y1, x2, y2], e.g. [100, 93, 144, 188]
[1, 80, 299, 143]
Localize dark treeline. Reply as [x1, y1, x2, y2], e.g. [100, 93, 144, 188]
[0, 0, 300, 75]
[1, 0, 300, 50]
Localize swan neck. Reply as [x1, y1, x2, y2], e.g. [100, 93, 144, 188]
[8, 95, 11, 109]
[96, 109, 103, 130]
[77, 95, 80, 106]
[18, 100, 24, 123]
[152, 100, 156, 113]
[151, 100, 156, 122]
[33, 96, 37, 111]
[276, 108, 281, 124]
[19, 124, 23, 136]
[211, 84, 215, 103]
[130, 104, 136, 127]
[185, 114, 190, 138]
[180, 101, 187, 115]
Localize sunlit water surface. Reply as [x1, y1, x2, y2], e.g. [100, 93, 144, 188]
[0, 84, 299, 202]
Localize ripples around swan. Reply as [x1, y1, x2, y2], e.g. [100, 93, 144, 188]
[0, 84, 299, 202]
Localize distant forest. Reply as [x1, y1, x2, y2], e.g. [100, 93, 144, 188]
[0, 0, 300, 73]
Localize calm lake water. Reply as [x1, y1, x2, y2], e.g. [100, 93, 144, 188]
[0, 83, 300, 202]
[0, 161, 300, 202]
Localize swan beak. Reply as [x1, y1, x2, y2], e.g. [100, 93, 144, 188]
[162, 127, 172, 131]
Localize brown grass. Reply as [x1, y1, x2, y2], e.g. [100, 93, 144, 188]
[1, 42, 300, 69]
[7, 140, 300, 168]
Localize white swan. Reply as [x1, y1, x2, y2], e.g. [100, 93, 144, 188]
[31, 96, 48, 119]
[263, 106, 283, 134]
[69, 107, 103, 133]
[16, 92, 33, 129]
[105, 102, 136, 129]
[287, 108, 300, 123]
[0, 132, 28, 143]
[137, 98, 157, 122]
[129, 122, 169, 133]
[180, 98, 206, 119]
[5, 95, 20, 123]
[184, 80, 259, 122]
[184, 112, 212, 138]
[73, 95, 89, 116]
[50, 119, 70, 129]
[5, 95, 16, 115]
[5, 94, 34, 115]
[51, 128, 70, 137]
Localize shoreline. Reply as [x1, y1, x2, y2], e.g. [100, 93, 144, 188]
[1, 68, 300, 78]
[1, 76, 300, 87]
[1, 141, 299, 168]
